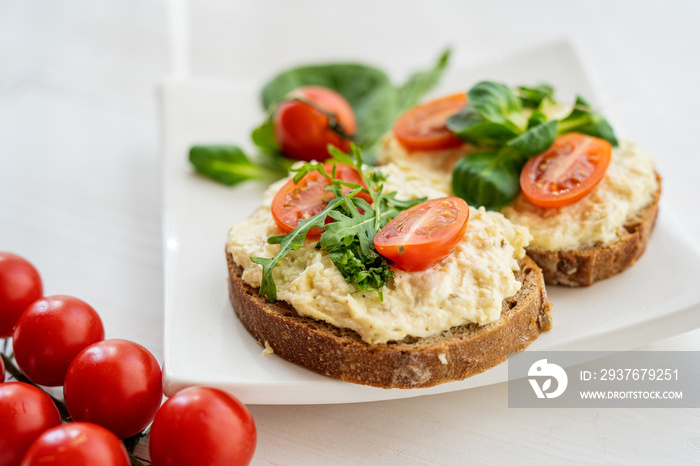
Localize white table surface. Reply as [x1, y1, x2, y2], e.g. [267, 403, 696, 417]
[2, 1, 700, 464]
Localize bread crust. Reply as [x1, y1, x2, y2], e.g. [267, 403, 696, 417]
[226, 252, 552, 389]
[526, 173, 661, 287]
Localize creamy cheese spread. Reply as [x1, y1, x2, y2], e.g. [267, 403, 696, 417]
[501, 140, 658, 251]
[228, 163, 531, 345]
[378, 135, 475, 179]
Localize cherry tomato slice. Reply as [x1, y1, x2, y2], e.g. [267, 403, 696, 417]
[274, 86, 356, 162]
[271, 163, 370, 237]
[393, 93, 467, 152]
[21, 422, 130, 466]
[149, 387, 257, 466]
[0, 382, 61, 466]
[0, 252, 43, 338]
[13, 295, 105, 387]
[374, 197, 469, 272]
[520, 133, 612, 208]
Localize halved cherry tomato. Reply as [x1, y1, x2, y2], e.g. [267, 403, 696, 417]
[374, 197, 469, 272]
[271, 163, 371, 237]
[274, 86, 356, 162]
[520, 133, 612, 208]
[393, 93, 467, 152]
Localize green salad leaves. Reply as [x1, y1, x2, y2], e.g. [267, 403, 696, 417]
[251, 145, 424, 303]
[189, 49, 451, 186]
[448, 81, 617, 210]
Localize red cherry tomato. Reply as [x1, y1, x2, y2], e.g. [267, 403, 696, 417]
[63, 339, 162, 439]
[374, 197, 470, 271]
[0, 382, 61, 466]
[271, 163, 371, 237]
[13, 295, 104, 387]
[20, 422, 130, 466]
[393, 93, 467, 152]
[0, 253, 43, 338]
[273, 86, 356, 162]
[149, 387, 256, 466]
[520, 133, 612, 208]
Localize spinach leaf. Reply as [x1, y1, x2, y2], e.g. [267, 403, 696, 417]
[452, 152, 521, 210]
[527, 109, 548, 128]
[558, 95, 619, 146]
[251, 114, 278, 155]
[507, 120, 558, 159]
[189, 145, 284, 186]
[260, 63, 397, 150]
[446, 82, 618, 211]
[446, 106, 519, 146]
[396, 48, 452, 114]
[467, 81, 527, 134]
[516, 83, 555, 109]
[260, 49, 451, 154]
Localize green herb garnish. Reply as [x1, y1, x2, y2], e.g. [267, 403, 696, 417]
[190, 49, 451, 187]
[448, 81, 617, 210]
[251, 145, 424, 302]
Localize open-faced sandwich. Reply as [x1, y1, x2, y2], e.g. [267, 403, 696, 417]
[379, 82, 661, 286]
[194, 54, 561, 388]
[226, 148, 552, 388]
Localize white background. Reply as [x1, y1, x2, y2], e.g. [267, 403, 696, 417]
[2, 1, 700, 464]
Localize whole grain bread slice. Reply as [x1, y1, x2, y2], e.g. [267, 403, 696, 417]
[226, 252, 552, 389]
[526, 173, 661, 287]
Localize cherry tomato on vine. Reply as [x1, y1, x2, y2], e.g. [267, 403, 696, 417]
[274, 86, 356, 162]
[149, 387, 257, 466]
[0, 253, 43, 338]
[393, 93, 467, 152]
[374, 197, 469, 271]
[63, 339, 162, 439]
[520, 133, 612, 208]
[13, 295, 104, 387]
[20, 422, 130, 466]
[271, 162, 371, 237]
[0, 382, 61, 466]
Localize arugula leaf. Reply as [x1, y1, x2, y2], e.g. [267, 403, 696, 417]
[189, 145, 284, 185]
[252, 144, 424, 302]
[452, 152, 521, 210]
[516, 83, 555, 109]
[507, 120, 558, 159]
[558, 95, 619, 146]
[320, 197, 393, 298]
[252, 197, 346, 302]
[467, 81, 527, 134]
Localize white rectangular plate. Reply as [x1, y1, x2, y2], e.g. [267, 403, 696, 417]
[161, 39, 700, 404]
